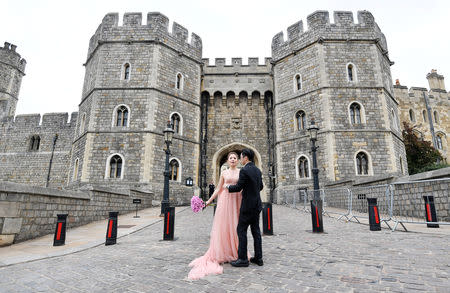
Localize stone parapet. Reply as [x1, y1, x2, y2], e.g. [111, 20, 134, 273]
[0, 182, 154, 245]
[271, 10, 389, 62]
[87, 12, 202, 63]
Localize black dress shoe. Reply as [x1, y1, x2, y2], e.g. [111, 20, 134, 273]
[250, 257, 264, 266]
[231, 259, 249, 267]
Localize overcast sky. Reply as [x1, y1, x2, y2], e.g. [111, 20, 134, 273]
[2, 0, 449, 116]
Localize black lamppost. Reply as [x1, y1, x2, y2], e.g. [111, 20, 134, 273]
[307, 119, 324, 233]
[161, 121, 174, 216]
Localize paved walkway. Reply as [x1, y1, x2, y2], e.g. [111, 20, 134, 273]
[0, 205, 449, 292]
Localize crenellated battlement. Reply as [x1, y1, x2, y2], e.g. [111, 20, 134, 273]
[12, 112, 78, 128]
[0, 42, 27, 73]
[202, 57, 272, 75]
[87, 12, 202, 63]
[271, 10, 388, 61]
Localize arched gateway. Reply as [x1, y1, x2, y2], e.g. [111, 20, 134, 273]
[211, 142, 267, 202]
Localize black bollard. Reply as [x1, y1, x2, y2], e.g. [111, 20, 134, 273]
[53, 214, 68, 246]
[163, 207, 175, 240]
[423, 196, 439, 228]
[209, 184, 216, 216]
[105, 211, 119, 245]
[262, 203, 273, 235]
[367, 198, 381, 231]
[310, 199, 324, 233]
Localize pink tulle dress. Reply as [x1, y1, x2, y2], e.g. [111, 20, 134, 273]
[188, 169, 242, 280]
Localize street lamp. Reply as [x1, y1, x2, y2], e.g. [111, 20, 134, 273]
[307, 119, 324, 233]
[161, 121, 174, 216]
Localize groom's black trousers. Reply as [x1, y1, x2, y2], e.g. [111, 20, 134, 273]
[237, 212, 262, 260]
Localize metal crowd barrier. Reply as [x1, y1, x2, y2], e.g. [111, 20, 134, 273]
[286, 178, 449, 232]
[388, 178, 450, 231]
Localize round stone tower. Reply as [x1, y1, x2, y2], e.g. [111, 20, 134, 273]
[70, 12, 203, 204]
[271, 11, 407, 203]
[0, 42, 26, 121]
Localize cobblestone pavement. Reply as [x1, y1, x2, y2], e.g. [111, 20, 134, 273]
[1, 205, 449, 292]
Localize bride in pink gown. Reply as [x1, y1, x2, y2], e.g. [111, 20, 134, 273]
[188, 152, 242, 280]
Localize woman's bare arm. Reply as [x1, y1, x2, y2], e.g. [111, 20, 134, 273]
[206, 172, 225, 206]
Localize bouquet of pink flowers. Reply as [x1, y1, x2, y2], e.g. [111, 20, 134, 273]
[191, 196, 205, 213]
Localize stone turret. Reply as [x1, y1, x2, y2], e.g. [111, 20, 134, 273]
[427, 69, 446, 92]
[0, 42, 26, 120]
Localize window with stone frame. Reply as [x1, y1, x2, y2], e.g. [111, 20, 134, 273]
[109, 155, 123, 179]
[356, 152, 369, 175]
[176, 73, 183, 90]
[123, 63, 130, 80]
[171, 113, 181, 134]
[116, 105, 129, 127]
[297, 156, 309, 178]
[295, 110, 306, 131]
[436, 134, 443, 150]
[347, 63, 356, 82]
[169, 159, 179, 181]
[294, 74, 302, 91]
[73, 158, 79, 181]
[409, 109, 415, 122]
[434, 111, 440, 124]
[349, 103, 362, 124]
[423, 110, 427, 122]
[29, 135, 40, 151]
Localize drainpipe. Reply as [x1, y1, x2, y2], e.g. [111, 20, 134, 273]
[46, 134, 59, 188]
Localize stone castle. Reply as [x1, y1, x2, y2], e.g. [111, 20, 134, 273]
[0, 10, 448, 205]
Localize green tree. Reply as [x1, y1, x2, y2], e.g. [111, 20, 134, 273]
[402, 122, 445, 174]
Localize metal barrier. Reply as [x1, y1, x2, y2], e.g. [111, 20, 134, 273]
[388, 178, 450, 231]
[347, 184, 392, 229]
[285, 178, 450, 231]
[322, 187, 351, 220]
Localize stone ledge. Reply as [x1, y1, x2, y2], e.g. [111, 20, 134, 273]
[0, 181, 89, 200]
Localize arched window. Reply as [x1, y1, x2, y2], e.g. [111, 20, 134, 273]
[347, 63, 356, 82]
[297, 156, 309, 178]
[73, 158, 79, 181]
[294, 74, 302, 91]
[409, 109, 415, 122]
[109, 155, 123, 179]
[423, 110, 427, 122]
[29, 135, 40, 151]
[116, 105, 129, 127]
[434, 111, 439, 124]
[79, 113, 86, 135]
[176, 73, 183, 90]
[169, 159, 179, 181]
[295, 110, 306, 131]
[170, 113, 181, 134]
[436, 135, 443, 150]
[356, 152, 369, 175]
[350, 103, 362, 124]
[123, 63, 130, 80]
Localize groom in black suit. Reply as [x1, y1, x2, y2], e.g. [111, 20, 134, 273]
[226, 148, 264, 267]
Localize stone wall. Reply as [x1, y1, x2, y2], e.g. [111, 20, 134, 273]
[395, 72, 449, 162]
[0, 182, 153, 246]
[0, 113, 77, 188]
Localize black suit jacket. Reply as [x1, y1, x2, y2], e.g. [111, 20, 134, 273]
[228, 162, 263, 216]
